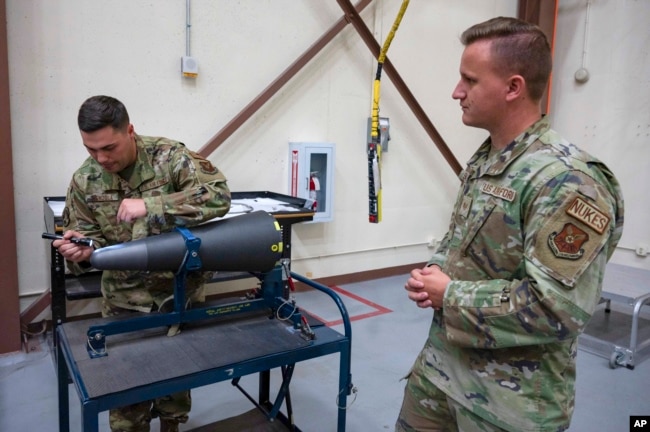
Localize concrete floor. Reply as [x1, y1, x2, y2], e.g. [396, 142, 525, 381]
[1, 273, 649, 431]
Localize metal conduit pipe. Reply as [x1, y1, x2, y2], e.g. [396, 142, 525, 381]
[186, 0, 191, 57]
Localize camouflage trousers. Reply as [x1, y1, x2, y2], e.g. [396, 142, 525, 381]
[102, 299, 191, 432]
[395, 370, 508, 432]
[108, 396, 190, 432]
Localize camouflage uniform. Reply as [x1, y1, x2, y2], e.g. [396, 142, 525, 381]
[63, 134, 231, 431]
[397, 117, 624, 432]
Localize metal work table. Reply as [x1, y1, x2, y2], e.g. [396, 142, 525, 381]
[51, 193, 352, 430]
[57, 301, 352, 431]
[579, 263, 650, 369]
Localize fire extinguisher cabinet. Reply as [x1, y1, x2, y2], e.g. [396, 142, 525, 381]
[288, 142, 335, 222]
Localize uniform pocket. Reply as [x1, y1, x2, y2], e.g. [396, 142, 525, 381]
[460, 198, 524, 280]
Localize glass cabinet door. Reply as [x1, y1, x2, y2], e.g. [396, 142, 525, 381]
[289, 142, 335, 222]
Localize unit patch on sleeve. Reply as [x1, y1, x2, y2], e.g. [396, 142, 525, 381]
[199, 160, 218, 175]
[565, 196, 610, 234]
[548, 223, 589, 259]
[532, 191, 612, 287]
[189, 151, 219, 175]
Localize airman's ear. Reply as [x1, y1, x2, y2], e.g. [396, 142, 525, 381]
[505, 75, 525, 102]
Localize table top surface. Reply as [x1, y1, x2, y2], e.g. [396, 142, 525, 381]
[602, 262, 650, 302]
[58, 311, 343, 399]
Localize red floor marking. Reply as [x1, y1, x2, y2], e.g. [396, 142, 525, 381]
[302, 285, 392, 327]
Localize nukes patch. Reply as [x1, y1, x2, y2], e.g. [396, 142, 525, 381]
[532, 190, 612, 287]
[566, 196, 610, 234]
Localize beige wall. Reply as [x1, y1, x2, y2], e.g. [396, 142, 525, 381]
[551, 0, 650, 270]
[8, 1, 649, 315]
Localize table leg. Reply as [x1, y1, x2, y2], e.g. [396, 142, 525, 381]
[57, 339, 70, 432]
[81, 400, 100, 432]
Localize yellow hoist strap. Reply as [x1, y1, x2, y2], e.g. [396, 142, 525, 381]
[368, 0, 410, 223]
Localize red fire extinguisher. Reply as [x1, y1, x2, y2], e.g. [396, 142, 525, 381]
[309, 172, 320, 211]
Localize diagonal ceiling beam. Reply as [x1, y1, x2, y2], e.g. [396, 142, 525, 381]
[198, 0, 373, 157]
[336, 0, 462, 175]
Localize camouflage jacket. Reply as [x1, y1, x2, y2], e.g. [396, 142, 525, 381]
[63, 134, 231, 312]
[420, 117, 624, 431]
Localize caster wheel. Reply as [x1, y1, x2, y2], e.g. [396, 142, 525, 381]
[609, 350, 623, 369]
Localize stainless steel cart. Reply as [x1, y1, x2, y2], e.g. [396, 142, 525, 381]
[579, 263, 650, 370]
